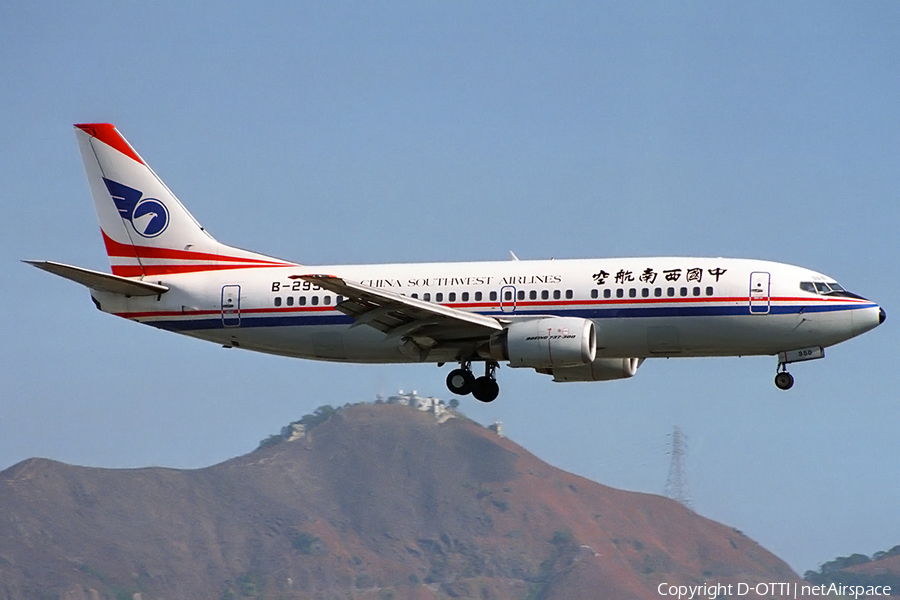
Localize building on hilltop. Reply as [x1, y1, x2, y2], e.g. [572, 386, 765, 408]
[385, 390, 450, 419]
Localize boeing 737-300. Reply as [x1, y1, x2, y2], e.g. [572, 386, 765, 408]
[26, 124, 885, 402]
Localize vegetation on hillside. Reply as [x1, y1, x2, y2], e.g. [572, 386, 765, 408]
[256, 395, 461, 451]
[804, 545, 900, 590]
[256, 404, 341, 449]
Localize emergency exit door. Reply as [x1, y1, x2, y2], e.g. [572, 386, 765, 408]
[222, 285, 241, 327]
[749, 272, 770, 314]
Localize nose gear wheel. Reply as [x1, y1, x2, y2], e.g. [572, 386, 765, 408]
[774, 362, 794, 390]
[774, 371, 794, 390]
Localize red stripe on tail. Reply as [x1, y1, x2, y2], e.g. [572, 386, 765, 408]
[75, 123, 145, 165]
[102, 231, 292, 265]
[111, 263, 286, 277]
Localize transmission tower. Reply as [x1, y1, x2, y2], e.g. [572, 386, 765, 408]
[664, 426, 692, 508]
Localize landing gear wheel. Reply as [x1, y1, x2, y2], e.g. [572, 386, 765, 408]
[774, 371, 794, 390]
[446, 368, 475, 395]
[472, 376, 500, 403]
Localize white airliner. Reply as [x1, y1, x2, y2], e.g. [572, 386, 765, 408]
[27, 124, 885, 402]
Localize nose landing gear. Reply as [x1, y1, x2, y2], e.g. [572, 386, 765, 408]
[446, 360, 500, 402]
[774, 369, 794, 390]
[773, 346, 825, 390]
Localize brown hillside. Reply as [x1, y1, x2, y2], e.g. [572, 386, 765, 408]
[0, 403, 804, 600]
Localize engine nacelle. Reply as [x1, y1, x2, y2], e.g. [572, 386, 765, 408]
[492, 317, 596, 369]
[551, 357, 644, 382]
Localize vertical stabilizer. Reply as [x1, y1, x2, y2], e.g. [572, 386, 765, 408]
[74, 123, 294, 277]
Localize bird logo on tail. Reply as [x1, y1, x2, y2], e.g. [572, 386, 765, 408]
[103, 177, 169, 238]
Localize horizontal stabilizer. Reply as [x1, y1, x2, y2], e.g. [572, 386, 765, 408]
[23, 260, 168, 296]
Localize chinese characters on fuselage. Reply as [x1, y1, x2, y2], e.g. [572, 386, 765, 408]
[592, 267, 726, 286]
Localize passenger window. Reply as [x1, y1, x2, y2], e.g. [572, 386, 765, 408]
[286, 296, 294, 306]
[274, 297, 282, 307]
[553, 290, 561, 300]
[336, 295, 343, 304]
[642, 288, 649, 298]
[311, 296, 319, 306]
[667, 287, 675, 297]
[693, 287, 700, 296]
[680, 287, 687, 296]
[504, 290, 512, 301]
[423, 293, 431, 301]
[517, 290, 525, 301]
[604, 289, 611, 299]
[629, 288, 636, 298]
[565, 290, 573, 299]
[490, 291, 498, 301]
[435, 292, 443, 302]
[411, 293, 418, 299]
[475, 291, 483, 301]
[655, 288, 662, 297]
[448, 292, 456, 302]
[591, 289, 598, 299]
[706, 286, 713, 296]
[462, 291, 469, 301]
[616, 289, 624, 298]
[541, 290, 549, 300]
[324, 296, 331, 305]
[530, 290, 537, 300]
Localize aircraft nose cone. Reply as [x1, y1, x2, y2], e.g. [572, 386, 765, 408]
[879, 307, 886, 325]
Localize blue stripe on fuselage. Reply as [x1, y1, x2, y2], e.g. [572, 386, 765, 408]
[140, 301, 876, 333]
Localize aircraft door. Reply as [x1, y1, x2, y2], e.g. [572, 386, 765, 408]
[500, 285, 517, 313]
[749, 272, 770, 314]
[222, 285, 241, 327]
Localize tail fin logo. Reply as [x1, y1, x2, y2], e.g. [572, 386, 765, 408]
[103, 177, 170, 238]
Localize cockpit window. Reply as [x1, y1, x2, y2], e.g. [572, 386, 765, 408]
[800, 280, 863, 299]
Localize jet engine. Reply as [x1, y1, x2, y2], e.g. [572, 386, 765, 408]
[550, 357, 644, 382]
[490, 317, 596, 369]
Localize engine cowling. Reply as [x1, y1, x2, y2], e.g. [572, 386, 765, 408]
[551, 357, 644, 382]
[492, 317, 596, 369]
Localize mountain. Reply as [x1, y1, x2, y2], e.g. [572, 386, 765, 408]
[0, 403, 804, 600]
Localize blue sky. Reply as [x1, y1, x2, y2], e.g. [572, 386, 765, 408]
[2, 2, 898, 574]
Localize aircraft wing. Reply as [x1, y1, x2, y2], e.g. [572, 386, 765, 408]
[293, 274, 504, 343]
[24, 260, 169, 296]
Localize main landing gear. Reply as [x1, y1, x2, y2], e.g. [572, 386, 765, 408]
[446, 360, 500, 403]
